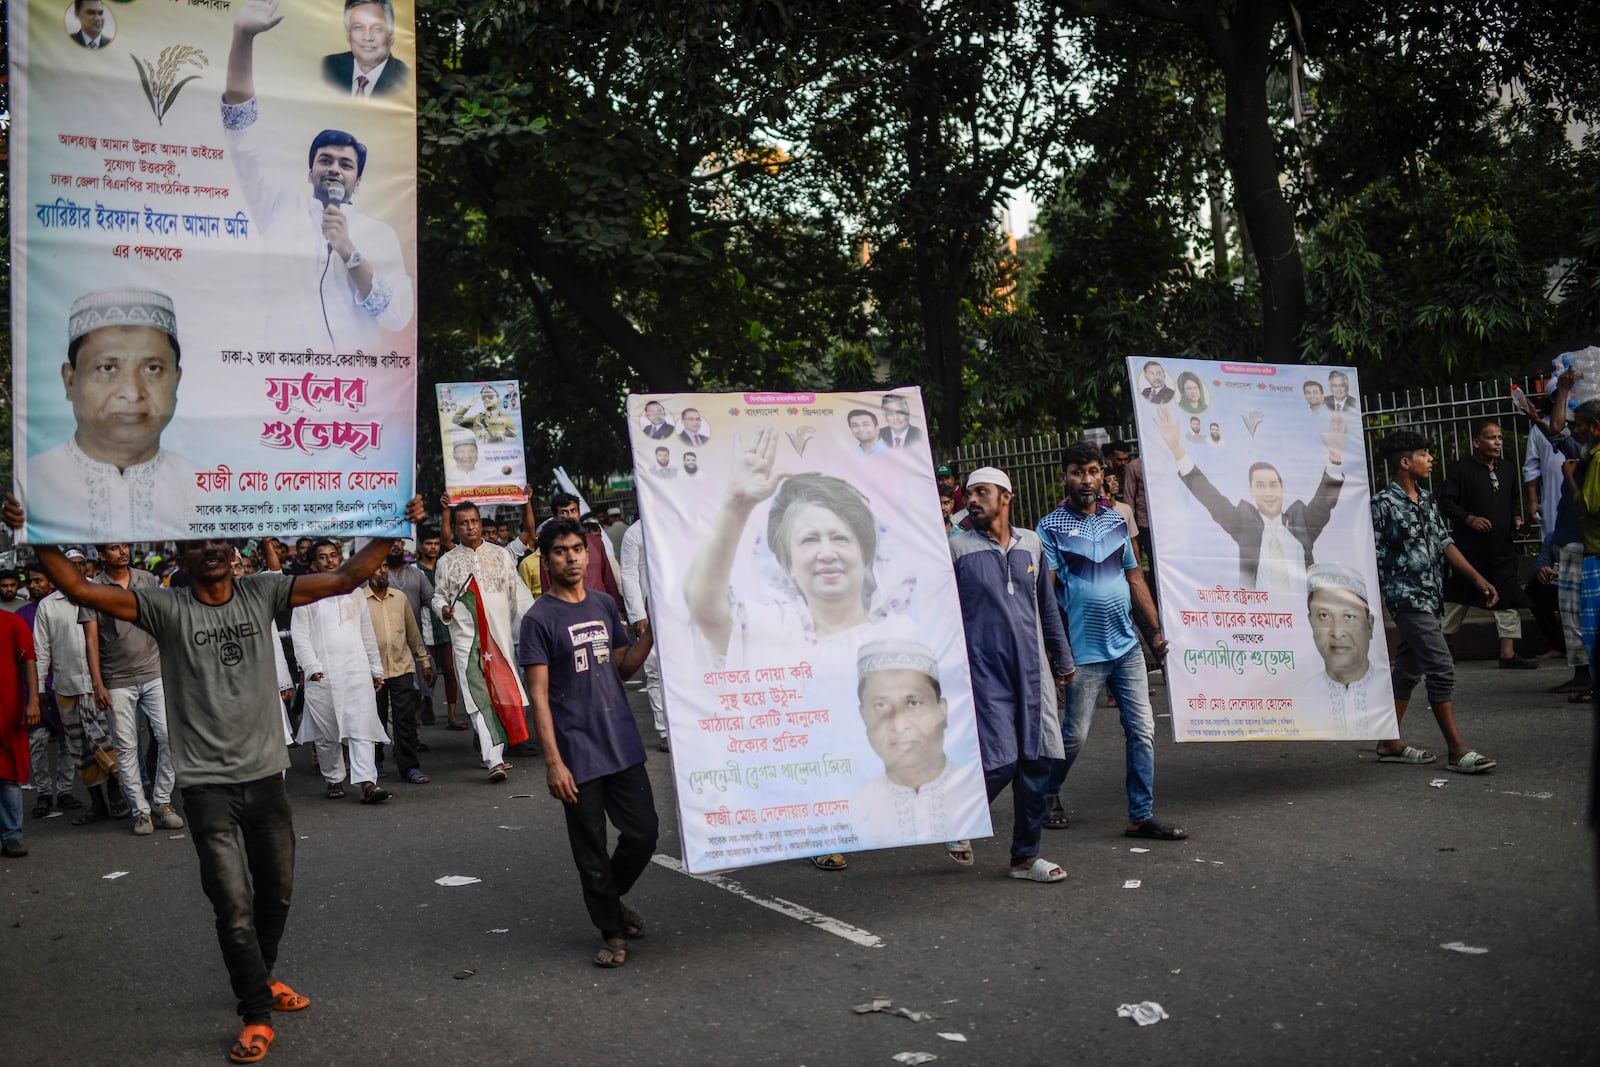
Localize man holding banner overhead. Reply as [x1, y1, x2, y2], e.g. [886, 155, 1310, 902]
[430, 502, 534, 782]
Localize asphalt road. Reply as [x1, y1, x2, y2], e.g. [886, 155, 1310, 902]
[4, 662, 1596, 1066]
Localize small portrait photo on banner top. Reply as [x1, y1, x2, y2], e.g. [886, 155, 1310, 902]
[877, 393, 923, 450]
[1138, 360, 1176, 405]
[322, 0, 411, 99]
[1175, 370, 1210, 415]
[639, 400, 677, 439]
[649, 445, 677, 478]
[845, 407, 886, 457]
[65, 0, 115, 49]
[676, 407, 711, 447]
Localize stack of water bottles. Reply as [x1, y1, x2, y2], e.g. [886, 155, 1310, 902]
[1518, 346, 1600, 415]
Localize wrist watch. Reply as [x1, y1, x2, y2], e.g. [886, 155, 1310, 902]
[343, 250, 364, 269]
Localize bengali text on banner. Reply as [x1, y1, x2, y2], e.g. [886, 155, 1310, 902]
[10, 0, 419, 542]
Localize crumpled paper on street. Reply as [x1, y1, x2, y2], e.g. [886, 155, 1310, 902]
[1440, 941, 1489, 955]
[435, 875, 482, 887]
[854, 998, 935, 1022]
[891, 1055, 938, 1065]
[1117, 1001, 1169, 1026]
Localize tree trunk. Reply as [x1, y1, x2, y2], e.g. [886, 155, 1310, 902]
[914, 240, 969, 449]
[1208, 5, 1305, 359]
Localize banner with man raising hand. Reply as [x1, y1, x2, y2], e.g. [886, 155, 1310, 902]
[1127, 358, 1397, 742]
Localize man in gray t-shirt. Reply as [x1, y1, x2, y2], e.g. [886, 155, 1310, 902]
[10, 490, 423, 1064]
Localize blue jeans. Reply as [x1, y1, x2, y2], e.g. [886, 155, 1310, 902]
[183, 775, 296, 1024]
[0, 779, 22, 844]
[1047, 647, 1157, 823]
[984, 758, 1053, 867]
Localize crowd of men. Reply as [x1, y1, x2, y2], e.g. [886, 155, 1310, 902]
[3, 394, 1596, 1062]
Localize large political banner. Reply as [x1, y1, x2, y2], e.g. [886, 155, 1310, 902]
[438, 381, 526, 505]
[1127, 358, 1397, 742]
[10, 0, 418, 543]
[630, 389, 992, 873]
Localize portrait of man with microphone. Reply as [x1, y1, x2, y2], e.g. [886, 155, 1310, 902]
[219, 0, 415, 354]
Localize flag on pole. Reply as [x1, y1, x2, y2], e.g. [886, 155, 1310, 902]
[458, 575, 529, 746]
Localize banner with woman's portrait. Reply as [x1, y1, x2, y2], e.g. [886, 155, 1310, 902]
[9, 0, 418, 542]
[630, 389, 992, 873]
[1127, 358, 1397, 742]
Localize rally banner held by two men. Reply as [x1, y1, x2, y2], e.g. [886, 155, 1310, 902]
[630, 389, 992, 873]
[437, 380, 526, 505]
[1127, 358, 1397, 742]
[9, 0, 419, 542]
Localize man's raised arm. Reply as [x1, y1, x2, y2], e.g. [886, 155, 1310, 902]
[2, 494, 137, 621]
[289, 497, 425, 607]
[224, 0, 283, 104]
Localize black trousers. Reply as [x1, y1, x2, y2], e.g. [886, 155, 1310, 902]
[374, 673, 420, 774]
[183, 775, 295, 1025]
[561, 761, 659, 940]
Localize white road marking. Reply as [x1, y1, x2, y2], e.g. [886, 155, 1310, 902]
[651, 854, 884, 948]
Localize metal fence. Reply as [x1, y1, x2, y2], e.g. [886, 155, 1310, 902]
[931, 375, 1556, 536]
[575, 375, 1554, 537]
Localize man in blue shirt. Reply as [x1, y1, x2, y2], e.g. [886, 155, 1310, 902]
[948, 467, 1075, 881]
[520, 518, 658, 968]
[1037, 441, 1186, 841]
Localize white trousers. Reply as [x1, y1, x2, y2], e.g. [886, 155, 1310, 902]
[316, 738, 377, 786]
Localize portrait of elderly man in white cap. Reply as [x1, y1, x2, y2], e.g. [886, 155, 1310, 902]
[848, 638, 983, 848]
[26, 288, 197, 542]
[1294, 563, 1388, 738]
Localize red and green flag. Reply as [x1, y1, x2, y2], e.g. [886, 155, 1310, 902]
[458, 575, 529, 747]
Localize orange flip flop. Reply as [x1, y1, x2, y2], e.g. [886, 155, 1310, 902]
[229, 1023, 275, 1064]
[269, 980, 310, 1012]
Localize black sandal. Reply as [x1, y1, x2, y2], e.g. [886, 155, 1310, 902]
[623, 908, 646, 939]
[360, 784, 390, 804]
[594, 939, 628, 968]
[1043, 795, 1069, 830]
[326, 784, 346, 799]
[809, 853, 849, 870]
[1125, 818, 1187, 841]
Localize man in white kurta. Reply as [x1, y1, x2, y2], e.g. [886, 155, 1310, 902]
[291, 541, 388, 800]
[430, 502, 534, 779]
[619, 518, 667, 749]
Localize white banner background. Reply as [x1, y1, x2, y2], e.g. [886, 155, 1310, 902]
[1128, 358, 1398, 742]
[630, 388, 992, 873]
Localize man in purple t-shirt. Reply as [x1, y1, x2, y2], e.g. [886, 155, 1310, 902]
[519, 517, 658, 968]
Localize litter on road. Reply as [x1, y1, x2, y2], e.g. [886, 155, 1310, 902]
[1117, 1001, 1169, 1026]
[891, 1054, 938, 1065]
[102, 871, 128, 880]
[1440, 941, 1489, 955]
[854, 998, 936, 1023]
[936, 1032, 967, 1042]
[1123, 880, 1142, 889]
[435, 875, 482, 887]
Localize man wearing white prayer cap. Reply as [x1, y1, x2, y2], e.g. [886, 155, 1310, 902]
[25, 288, 198, 542]
[848, 638, 984, 850]
[1292, 563, 1389, 739]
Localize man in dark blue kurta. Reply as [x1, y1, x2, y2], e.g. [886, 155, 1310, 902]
[949, 466, 1075, 882]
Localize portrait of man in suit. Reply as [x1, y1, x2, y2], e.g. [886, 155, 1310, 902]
[1139, 361, 1176, 405]
[1325, 370, 1359, 414]
[877, 394, 923, 450]
[640, 401, 676, 440]
[1155, 405, 1350, 592]
[322, 0, 410, 99]
[677, 407, 710, 446]
[68, 0, 113, 49]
